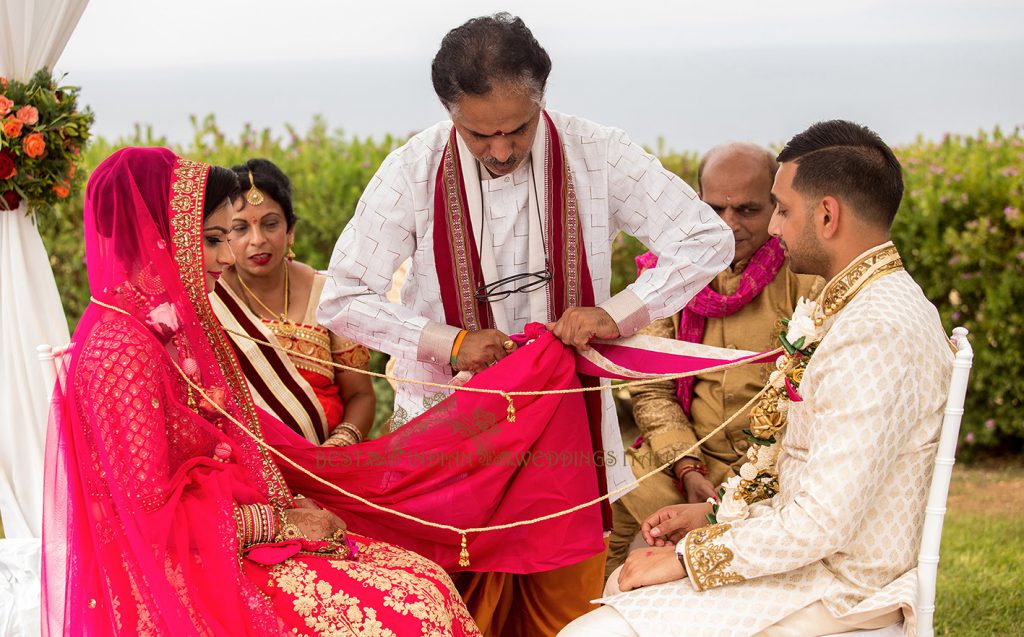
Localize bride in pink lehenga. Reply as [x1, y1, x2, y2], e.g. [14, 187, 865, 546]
[41, 147, 479, 636]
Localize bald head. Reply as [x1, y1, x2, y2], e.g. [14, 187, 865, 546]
[698, 143, 778, 194]
[697, 143, 778, 266]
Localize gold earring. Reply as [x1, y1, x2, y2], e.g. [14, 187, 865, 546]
[287, 244, 296, 261]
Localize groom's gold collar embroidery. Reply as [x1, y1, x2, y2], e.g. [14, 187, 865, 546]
[819, 241, 903, 321]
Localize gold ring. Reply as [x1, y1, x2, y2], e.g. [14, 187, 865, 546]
[503, 339, 515, 351]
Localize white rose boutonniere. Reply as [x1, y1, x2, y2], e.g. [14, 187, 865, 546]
[714, 476, 750, 523]
[784, 297, 822, 350]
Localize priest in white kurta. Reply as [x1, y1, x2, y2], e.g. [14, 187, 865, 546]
[318, 13, 732, 636]
[318, 109, 732, 493]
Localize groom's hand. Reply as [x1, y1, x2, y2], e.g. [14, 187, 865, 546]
[546, 307, 619, 351]
[617, 545, 686, 592]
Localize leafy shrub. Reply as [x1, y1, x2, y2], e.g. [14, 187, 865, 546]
[893, 128, 1024, 457]
[37, 119, 1023, 451]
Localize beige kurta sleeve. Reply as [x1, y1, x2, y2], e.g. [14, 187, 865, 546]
[680, 313, 927, 591]
[629, 315, 703, 466]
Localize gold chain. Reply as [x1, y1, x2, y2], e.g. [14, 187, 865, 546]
[235, 263, 290, 324]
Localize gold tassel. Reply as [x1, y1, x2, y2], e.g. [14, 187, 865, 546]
[503, 393, 516, 422]
[459, 533, 470, 567]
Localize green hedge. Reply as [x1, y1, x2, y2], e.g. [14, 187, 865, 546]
[892, 129, 1024, 456]
[36, 118, 1023, 453]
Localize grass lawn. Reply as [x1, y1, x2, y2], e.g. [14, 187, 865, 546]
[935, 461, 1024, 636]
[2, 462, 1021, 634]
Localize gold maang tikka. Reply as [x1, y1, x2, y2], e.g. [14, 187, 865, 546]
[245, 170, 265, 206]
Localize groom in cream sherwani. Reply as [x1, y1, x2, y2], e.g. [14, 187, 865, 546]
[560, 120, 953, 637]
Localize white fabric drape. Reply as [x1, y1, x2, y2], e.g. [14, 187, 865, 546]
[0, 0, 88, 81]
[0, 538, 41, 637]
[0, 206, 69, 539]
[0, 0, 90, 540]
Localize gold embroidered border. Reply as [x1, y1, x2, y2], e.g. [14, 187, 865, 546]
[168, 158, 293, 510]
[819, 242, 903, 317]
[682, 523, 744, 591]
[332, 343, 371, 370]
[265, 320, 335, 380]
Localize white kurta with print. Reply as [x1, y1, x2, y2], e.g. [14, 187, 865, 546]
[318, 110, 733, 496]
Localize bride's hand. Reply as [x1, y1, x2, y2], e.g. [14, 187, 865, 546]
[281, 507, 347, 542]
[290, 496, 320, 510]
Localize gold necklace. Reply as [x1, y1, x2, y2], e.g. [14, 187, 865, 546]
[236, 264, 296, 336]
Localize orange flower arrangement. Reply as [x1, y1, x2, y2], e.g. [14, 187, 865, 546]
[0, 69, 92, 212]
[23, 132, 45, 158]
[2, 118, 23, 138]
[15, 105, 38, 125]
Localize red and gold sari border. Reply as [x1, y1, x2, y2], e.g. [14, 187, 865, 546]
[168, 157, 294, 508]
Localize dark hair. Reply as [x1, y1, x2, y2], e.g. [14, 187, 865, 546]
[431, 12, 552, 110]
[777, 120, 903, 228]
[203, 166, 241, 219]
[230, 158, 296, 230]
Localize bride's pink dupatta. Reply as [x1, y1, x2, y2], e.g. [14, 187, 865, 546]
[42, 149, 292, 635]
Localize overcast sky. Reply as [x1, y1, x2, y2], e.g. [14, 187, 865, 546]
[54, 0, 1024, 151]
[62, 0, 1023, 68]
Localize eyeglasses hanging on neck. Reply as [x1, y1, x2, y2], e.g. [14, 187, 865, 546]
[474, 266, 552, 302]
[474, 165, 552, 303]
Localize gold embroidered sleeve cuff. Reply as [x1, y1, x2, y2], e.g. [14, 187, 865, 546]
[681, 523, 744, 592]
[416, 320, 464, 366]
[599, 288, 651, 338]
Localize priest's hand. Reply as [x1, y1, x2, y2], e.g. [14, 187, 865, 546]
[546, 307, 620, 351]
[641, 502, 713, 546]
[617, 545, 687, 592]
[456, 329, 513, 372]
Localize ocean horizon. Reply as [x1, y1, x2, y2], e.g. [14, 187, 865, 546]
[61, 40, 1024, 153]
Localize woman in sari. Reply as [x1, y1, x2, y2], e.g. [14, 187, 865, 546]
[211, 159, 374, 446]
[41, 147, 478, 636]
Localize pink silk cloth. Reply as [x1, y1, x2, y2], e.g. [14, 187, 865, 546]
[265, 323, 605, 574]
